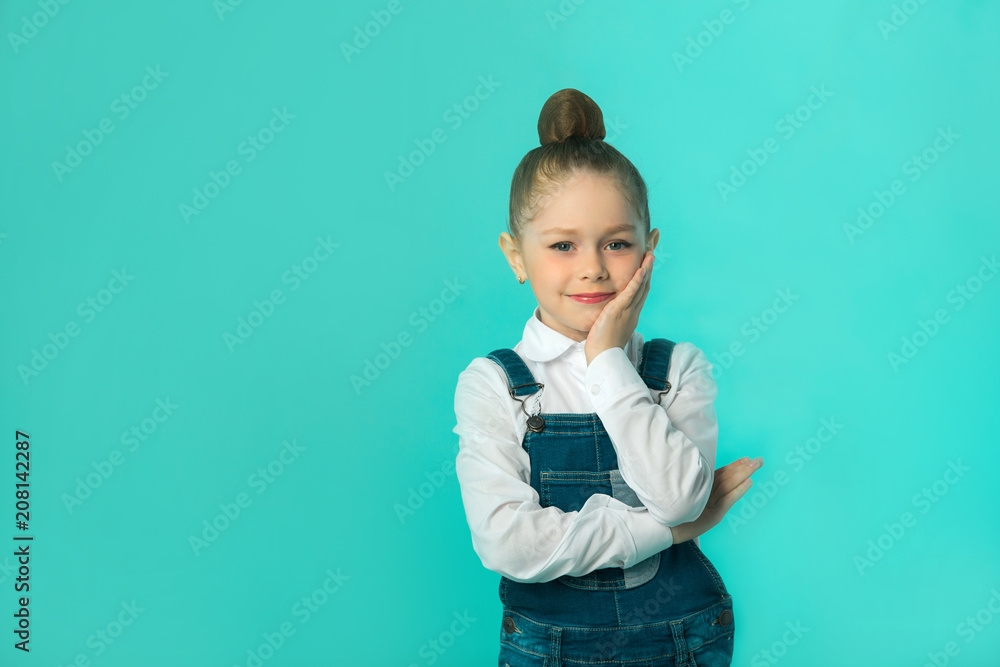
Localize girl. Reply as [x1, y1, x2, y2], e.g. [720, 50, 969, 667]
[453, 88, 764, 667]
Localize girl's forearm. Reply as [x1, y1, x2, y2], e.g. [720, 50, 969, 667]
[670, 521, 693, 545]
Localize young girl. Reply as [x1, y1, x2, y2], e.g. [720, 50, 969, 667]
[453, 88, 764, 667]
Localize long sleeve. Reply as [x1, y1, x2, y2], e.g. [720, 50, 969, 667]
[453, 358, 676, 584]
[584, 343, 718, 527]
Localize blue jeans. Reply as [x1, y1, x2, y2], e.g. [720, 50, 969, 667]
[498, 594, 735, 666]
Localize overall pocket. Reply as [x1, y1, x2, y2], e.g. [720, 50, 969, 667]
[540, 470, 660, 590]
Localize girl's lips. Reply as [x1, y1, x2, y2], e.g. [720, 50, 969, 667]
[569, 293, 613, 304]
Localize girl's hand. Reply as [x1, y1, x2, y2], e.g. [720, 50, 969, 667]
[584, 251, 655, 366]
[671, 457, 764, 544]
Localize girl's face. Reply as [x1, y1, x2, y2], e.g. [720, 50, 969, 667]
[503, 170, 659, 343]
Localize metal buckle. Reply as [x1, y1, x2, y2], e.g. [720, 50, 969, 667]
[508, 382, 545, 432]
[640, 376, 671, 401]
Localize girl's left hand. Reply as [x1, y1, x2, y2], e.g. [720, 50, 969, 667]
[584, 250, 654, 366]
[671, 456, 765, 543]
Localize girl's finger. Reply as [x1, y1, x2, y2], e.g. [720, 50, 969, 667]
[712, 470, 750, 502]
[612, 265, 645, 314]
[638, 258, 652, 302]
[712, 464, 734, 486]
[627, 260, 650, 304]
[725, 478, 754, 503]
[712, 461, 752, 491]
[715, 460, 746, 477]
[631, 254, 654, 306]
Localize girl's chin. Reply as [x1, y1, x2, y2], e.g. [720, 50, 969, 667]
[566, 314, 599, 334]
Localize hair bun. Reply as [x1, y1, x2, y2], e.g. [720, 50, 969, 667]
[537, 88, 606, 146]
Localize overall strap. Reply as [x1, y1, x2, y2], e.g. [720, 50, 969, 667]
[485, 349, 543, 399]
[637, 338, 676, 400]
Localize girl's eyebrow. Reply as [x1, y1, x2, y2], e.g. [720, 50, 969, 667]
[539, 223, 636, 236]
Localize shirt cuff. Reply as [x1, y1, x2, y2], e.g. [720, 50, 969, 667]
[585, 346, 649, 411]
[623, 509, 675, 566]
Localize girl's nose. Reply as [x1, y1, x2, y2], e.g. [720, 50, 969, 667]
[580, 251, 607, 279]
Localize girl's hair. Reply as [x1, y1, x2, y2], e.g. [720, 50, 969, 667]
[507, 88, 650, 244]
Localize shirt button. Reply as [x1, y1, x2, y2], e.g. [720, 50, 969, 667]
[590, 384, 600, 395]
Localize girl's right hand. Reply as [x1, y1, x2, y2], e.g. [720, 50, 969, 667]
[671, 457, 764, 544]
[584, 251, 655, 366]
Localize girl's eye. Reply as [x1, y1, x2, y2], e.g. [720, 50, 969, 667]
[550, 241, 633, 252]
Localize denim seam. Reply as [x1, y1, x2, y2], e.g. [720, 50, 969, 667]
[527, 414, 605, 423]
[593, 424, 602, 472]
[688, 627, 735, 652]
[503, 597, 732, 634]
[542, 471, 609, 477]
[612, 588, 623, 626]
[559, 577, 632, 591]
[670, 619, 690, 666]
[543, 475, 610, 482]
[687, 543, 727, 596]
[498, 639, 547, 659]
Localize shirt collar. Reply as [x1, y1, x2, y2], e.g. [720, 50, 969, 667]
[520, 305, 638, 363]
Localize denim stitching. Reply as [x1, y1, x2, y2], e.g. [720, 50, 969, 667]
[687, 542, 727, 596]
[498, 640, 547, 659]
[503, 600, 731, 631]
[670, 619, 689, 667]
[593, 423, 602, 471]
[612, 587, 623, 626]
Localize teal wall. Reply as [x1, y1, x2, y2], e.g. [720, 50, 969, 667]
[2, 1, 998, 665]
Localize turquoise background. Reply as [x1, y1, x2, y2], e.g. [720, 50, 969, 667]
[2, 0, 999, 664]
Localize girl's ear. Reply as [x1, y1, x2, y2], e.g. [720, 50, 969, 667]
[646, 227, 660, 254]
[498, 232, 525, 277]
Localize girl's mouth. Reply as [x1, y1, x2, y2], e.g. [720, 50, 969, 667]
[569, 293, 614, 304]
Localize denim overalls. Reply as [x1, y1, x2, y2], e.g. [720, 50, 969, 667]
[485, 338, 735, 667]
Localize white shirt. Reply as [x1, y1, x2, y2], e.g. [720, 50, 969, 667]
[453, 305, 718, 584]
